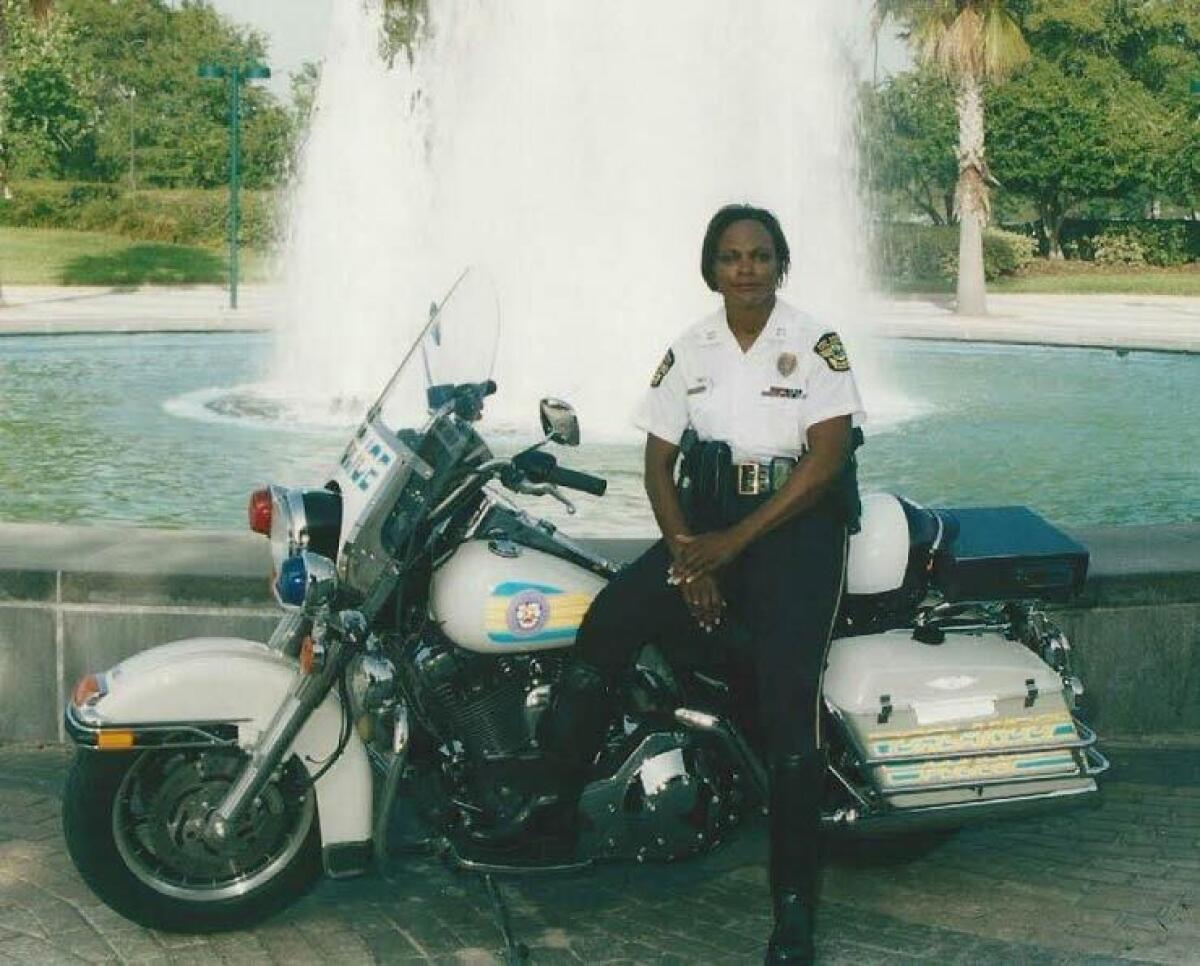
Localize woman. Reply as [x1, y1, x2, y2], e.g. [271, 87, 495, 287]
[547, 203, 864, 963]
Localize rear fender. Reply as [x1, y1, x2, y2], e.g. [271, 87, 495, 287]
[66, 637, 371, 848]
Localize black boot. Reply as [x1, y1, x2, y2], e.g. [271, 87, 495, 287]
[538, 663, 611, 797]
[765, 752, 823, 964]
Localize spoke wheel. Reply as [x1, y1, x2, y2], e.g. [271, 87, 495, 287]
[63, 748, 322, 931]
[113, 749, 314, 902]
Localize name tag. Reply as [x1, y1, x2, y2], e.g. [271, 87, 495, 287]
[762, 386, 803, 399]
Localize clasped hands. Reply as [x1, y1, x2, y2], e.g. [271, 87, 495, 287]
[667, 528, 749, 633]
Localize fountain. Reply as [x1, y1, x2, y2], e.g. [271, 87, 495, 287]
[274, 0, 878, 440]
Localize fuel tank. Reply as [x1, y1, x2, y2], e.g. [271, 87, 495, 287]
[430, 540, 607, 654]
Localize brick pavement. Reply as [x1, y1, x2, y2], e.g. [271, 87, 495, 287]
[0, 741, 1196, 964]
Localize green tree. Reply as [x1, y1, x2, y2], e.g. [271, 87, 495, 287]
[862, 68, 958, 224]
[987, 57, 1149, 256]
[1019, 0, 1200, 215]
[876, 0, 1030, 315]
[1, 0, 296, 189]
[0, 0, 91, 189]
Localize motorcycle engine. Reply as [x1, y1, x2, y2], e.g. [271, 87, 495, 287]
[402, 628, 564, 762]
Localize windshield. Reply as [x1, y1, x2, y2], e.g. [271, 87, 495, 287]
[372, 268, 501, 432]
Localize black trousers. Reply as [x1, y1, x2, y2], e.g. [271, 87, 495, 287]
[574, 496, 848, 759]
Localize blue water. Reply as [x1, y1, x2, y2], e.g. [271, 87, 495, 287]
[0, 333, 1195, 534]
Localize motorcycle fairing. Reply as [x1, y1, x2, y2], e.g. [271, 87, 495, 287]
[65, 637, 372, 852]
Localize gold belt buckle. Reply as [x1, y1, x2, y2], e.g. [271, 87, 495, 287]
[736, 462, 761, 496]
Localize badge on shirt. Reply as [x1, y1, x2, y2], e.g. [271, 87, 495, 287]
[762, 386, 804, 399]
[776, 352, 797, 377]
[650, 349, 675, 388]
[814, 331, 850, 372]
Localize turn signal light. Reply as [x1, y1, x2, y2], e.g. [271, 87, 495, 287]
[248, 488, 272, 535]
[97, 730, 135, 750]
[71, 674, 106, 708]
[299, 635, 325, 675]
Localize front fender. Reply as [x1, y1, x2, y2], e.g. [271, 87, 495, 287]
[67, 637, 371, 848]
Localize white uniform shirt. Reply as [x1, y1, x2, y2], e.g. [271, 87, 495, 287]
[633, 299, 865, 463]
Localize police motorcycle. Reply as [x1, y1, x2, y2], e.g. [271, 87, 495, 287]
[62, 270, 1108, 935]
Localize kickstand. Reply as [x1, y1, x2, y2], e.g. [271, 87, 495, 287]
[482, 873, 529, 965]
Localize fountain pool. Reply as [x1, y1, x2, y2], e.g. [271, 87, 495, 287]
[1, 332, 1194, 535]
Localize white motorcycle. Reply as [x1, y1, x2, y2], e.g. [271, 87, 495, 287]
[62, 271, 1107, 935]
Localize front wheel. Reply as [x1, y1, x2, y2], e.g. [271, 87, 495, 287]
[62, 747, 321, 932]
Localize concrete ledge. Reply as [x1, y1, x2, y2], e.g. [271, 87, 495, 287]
[1, 521, 1197, 743]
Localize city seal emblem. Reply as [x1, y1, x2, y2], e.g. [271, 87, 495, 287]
[814, 331, 850, 372]
[507, 589, 549, 636]
[776, 352, 797, 377]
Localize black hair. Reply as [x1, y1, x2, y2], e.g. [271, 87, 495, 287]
[700, 204, 791, 292]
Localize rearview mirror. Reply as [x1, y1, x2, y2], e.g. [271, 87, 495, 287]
[539, 398, 580, 446]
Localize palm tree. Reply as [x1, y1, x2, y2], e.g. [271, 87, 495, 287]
[876, 1, 1029, 315]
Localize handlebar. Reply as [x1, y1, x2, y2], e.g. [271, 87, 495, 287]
[547, 465, 607, 497]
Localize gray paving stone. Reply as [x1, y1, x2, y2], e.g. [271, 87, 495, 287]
[2, 742, 1198, 964]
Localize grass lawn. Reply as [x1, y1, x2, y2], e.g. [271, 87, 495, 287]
[0, 227, 274, 286]
[886, 260, 1200, 297]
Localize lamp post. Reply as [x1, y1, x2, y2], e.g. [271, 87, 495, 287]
[198, 62, 271, 310]
[116, 85, 137, 192]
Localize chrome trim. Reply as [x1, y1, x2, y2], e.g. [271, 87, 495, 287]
[284, 486, 309, 555]
[441, 839, 591, 876]
[673, 708, 768, 801]
[823, 780, 1099, 832]
[300, 550, 339, 608]
[1083, 745, 1110, 776]
[64, 702, 244, 750]
[267, 611, 306, 655]
[828, 761, 873, 810]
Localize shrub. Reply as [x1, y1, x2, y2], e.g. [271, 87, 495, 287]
[876, 223, 1036, 282]
[1005, 219, 1200, 265]
[1093, 230, 1147, 267]
[0, 179, 279, 249]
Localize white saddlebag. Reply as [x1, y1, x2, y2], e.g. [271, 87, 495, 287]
[824, 630, 1096, 809]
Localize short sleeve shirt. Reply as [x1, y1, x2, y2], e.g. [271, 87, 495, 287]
[632, 299, 865, 463]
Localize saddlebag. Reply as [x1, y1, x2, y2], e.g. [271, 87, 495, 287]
[931, 506, 1088, 603]
[824, 629, 1099, 809]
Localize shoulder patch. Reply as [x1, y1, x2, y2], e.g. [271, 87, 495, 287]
[650, 348, 675, 387]
[814, 331, 850, 372]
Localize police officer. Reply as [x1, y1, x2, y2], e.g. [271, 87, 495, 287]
[546, 204, 864, 963]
